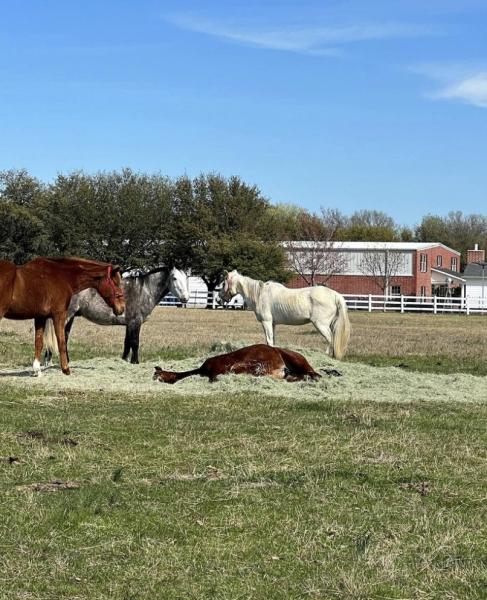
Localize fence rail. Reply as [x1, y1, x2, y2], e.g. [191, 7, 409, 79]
[160, 290, 487, 315]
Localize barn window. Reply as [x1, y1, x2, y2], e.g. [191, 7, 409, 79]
[451, 257, 458, 271]
[420, 254, 427, 272]
[436, 255, 443, 267]
[391, 285, 401, 296]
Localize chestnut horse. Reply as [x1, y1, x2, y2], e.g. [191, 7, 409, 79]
[153, 344, 321, 384]
[0, 257, 125, 375]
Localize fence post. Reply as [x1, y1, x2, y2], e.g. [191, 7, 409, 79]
[368, 294, 372, 312]
[466, 297, 470, 316]
[400, 295, 404, 314]
[212, 291, 216, 310]
[433, 295, 437, 315]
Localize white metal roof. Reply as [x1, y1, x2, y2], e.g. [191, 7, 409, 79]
[282, 241, 461, 254]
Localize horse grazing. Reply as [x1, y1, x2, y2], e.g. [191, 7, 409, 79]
[219, 270, 350, 359]
[154, 344, 321, 384]
[0, 257, 125, 376]
[44, 267, 189, 365]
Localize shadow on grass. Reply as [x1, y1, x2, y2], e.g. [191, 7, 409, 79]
[0, 365, 64, 377]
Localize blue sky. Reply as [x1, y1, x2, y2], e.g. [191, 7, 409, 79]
[1, 0, 486, 225]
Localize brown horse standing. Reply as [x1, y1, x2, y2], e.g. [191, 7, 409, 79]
[0, 257, 125, 375]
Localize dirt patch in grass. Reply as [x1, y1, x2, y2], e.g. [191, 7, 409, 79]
[17, 480, 80, 492]
[21, 430, 79, 446]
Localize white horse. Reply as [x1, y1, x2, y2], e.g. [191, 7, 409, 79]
[219, 270, 351, 359]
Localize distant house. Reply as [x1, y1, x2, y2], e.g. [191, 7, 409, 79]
[285, 241, 464, 297]
[463, 245, 487, 308]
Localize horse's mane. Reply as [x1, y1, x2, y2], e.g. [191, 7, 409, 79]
[265, 280, 285, 288]
[124, 265, 171, 280]
[241, 274, 289, 289]
[36, 257, 114, 277]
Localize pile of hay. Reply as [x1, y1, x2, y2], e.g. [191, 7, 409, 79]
[1, 346, 485, 404]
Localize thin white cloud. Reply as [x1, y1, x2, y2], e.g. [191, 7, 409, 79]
[431, 73, 487, 108]
[413, 64, 487, 108]
[166, 14, 438, 56]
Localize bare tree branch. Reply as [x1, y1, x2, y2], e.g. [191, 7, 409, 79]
[284, 209, 347, 285]
[359, 249, 404, 295]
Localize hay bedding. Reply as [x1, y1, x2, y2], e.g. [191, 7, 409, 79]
[0, 347, 485, 404]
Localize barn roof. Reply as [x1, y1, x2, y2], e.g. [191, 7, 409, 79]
[283, 241, 461, 254]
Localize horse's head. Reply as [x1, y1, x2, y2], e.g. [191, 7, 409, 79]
[218, 269, 240, 303]
[169, 268, 190, 304]
[96, 265, 125, 316]
[153, 366, 178, 384]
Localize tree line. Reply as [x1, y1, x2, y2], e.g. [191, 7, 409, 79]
[1, 169, 486, 290]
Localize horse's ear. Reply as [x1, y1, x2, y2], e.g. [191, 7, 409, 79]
[259, 280, 264, 288]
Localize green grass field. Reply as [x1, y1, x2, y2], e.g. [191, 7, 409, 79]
[1, 309, 486, 599]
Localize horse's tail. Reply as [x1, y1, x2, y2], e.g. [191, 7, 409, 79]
[43, 319, 59, 355]
[331, 293, 350, 360]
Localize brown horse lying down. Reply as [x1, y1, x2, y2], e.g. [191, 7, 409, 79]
[153, 344, 321, 384]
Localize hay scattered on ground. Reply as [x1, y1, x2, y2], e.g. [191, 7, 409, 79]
[1, 346, 485, 404]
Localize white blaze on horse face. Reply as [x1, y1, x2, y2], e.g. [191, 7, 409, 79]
[225, 270, 239, 300]
[170, 268, 190, 303]
[222, 275, 233, 301]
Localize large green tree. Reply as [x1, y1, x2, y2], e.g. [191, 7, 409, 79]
[338, 210, 400, 241]
[0, 170, 48, 262]
[38, 169, 173, 267]
[0, 202, 49, 263]
[168, 174, 290, 295]
[416, 212, 487, 264]
[0, 169, 45, 207]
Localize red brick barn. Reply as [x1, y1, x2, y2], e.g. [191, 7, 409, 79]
[285, 242, 463, 297]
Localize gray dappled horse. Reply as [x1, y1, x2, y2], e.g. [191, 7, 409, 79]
[44, 267, 189, 365]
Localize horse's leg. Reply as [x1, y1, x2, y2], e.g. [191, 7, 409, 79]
[43, 348, 52, 367]
[64, 316, 75, 364]
[33, 317, 47, 377]
[261, 320, 274, 346]
[52, 313, 70, 375]
[311, 319, 333, 355]
[43, 316, 74, 366]
[122, 326, 131, 361]
[129, 322, 142, 364]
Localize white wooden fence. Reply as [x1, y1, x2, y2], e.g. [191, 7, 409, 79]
[160, 290, 487, 315]
[341, 294, 487, 314]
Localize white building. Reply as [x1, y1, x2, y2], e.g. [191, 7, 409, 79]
[463, 262, 487, 308]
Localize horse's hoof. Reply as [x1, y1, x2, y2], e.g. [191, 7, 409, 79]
[62, 368, 71, 375]
[32, 359, 42, 377]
